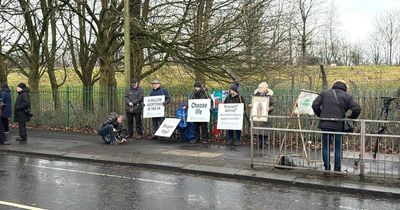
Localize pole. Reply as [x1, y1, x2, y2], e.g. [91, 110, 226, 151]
[124, 0, 131, 88]
[360, 120, 366, 180]
[250, 116, 254, 168]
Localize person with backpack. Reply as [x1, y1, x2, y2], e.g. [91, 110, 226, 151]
[149, 80, 171, 140]
[14, 83, 32, 143]
[251, 82, 275, 149]
[224, 84, 245, 146]
[312, 80, 361, 172]
[0, 83, 12, 134]
[124, 79, 144, 139]
[190, 81, 212, 144]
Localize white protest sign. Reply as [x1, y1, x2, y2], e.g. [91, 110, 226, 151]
[251, 96, 270, 122]
[143, 95, 165, 118]
[217, 103, 244, 130]
[154, 118, 181, 137]
[187, 99, 211, 122]
[293, 90, 319, 116]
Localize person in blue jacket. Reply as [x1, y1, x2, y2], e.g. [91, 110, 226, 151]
[149, 80, 171, 140]
[0, 83, 12, 134]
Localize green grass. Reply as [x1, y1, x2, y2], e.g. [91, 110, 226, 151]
[6, 65, 400, 91]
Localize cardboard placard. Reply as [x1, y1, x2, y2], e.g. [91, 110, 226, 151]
[154, 118, 181, 137]
[217, 103, 244, 130]
[143, 95, 165, 118]
[251, 96, 270, 122]
[293, 90, 319, 116]
[187, 99, 211, 122]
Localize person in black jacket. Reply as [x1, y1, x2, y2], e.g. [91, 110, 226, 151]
[190, 81, 211, 144]
[97, 113, 125, 144]
[0, 83, 12, 133]
[14, 83, 32, 143]
[124, 79, 144, 139]
[312, 80, 361, 171]
[149, 80, 171, 140]
[224, 84, 245, 146]
[251, 82, 275, 149]
[0, 99, 9, 145]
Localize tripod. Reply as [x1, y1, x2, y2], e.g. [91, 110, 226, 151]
[371, 97, 398, 159]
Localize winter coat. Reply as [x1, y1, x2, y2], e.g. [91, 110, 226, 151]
[124, 86, 144, 113]
[224, 94, 245, 105]
[99, 113, 119, 130]
[14, 88, 32, 123]
[253, 89, 275, 129]
[0, 88, 12, 118]
[312, 83, 361, 131]
[149, 87, 171, 105]
[191, 89, 214, 109]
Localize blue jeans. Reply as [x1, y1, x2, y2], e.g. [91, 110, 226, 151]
[321, 129, 343, 171]
[98, 124, 115, 144]
[227, 130, 241, 144]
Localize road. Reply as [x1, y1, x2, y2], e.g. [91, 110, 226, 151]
[0, 153, 398, 210]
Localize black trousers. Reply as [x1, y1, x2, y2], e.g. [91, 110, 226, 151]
[1, 117, 9, 132]
[0, 119, 6, 142]
[194, 122, 209, 140]
[152, 117, 164, 135]
[126, 112, 143, 135]
[19, 122, 27, 139]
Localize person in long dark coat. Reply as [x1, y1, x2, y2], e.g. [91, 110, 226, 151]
[14, 83, 32, 143]
[0, 83, 12, 133]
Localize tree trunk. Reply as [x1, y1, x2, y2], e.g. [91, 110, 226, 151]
[0, 37, 6, 84]
[130, 0, 144, 81]
[320, 64, 328, 90]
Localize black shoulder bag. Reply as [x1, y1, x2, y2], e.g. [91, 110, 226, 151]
[332, 89, 354, 132]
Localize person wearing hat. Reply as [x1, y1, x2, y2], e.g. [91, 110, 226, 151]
[251, 82, 275, 149]
[224, 84, 245, 146]
[14, 83, 32, 143]
[149, 80, 171, 140]
[190, 81, 211, 144]
[124, 79, 145, 139]
[0, 83, 12, 134]
[312, 80, 361, 172]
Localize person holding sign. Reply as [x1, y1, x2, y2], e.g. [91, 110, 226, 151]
[124, 79, 145, 139]
[251, 82, 275, 149]
[190, 81, 212, 144]
[224, 84, 245, 146]
[149, 80, 171, 140]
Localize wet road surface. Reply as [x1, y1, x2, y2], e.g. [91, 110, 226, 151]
[0, 153, 398, 210]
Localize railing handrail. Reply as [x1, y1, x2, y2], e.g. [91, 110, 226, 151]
[262, 115, 400, 124]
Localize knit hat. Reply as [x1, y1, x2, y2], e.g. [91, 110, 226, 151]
[151, 80, 161, 84]
[17, 83, 27, 90]
[230, 84, 239, 93]
[130, 79, 138, 84]
[194, 81, 202, 88]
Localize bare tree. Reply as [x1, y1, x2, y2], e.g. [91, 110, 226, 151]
[374, 9, 400, 65]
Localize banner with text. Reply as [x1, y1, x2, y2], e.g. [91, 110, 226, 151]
[143, 95, 165, 118]
[217, 103, 244, 130]
[187, 99, 211, 122]
[155, 118, 181, 137]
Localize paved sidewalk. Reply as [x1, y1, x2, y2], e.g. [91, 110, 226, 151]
[0, 129, 399, 198]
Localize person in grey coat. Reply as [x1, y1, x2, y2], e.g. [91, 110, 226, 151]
[124, 79, 144, 139]
[312, 80, 361, 172]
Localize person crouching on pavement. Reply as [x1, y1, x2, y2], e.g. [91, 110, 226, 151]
[98, 113, 125, 145]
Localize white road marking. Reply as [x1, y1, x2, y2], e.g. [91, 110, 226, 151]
[162, 149, 223, 158]
[24, 164, 177, 185]
[0, 200, 47, 210]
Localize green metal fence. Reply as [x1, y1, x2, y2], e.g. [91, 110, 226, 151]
[8, 86, 400, 136]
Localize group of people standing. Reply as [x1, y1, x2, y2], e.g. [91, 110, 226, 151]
[0, 83, 33, 145]
[97, 79, 276, 148]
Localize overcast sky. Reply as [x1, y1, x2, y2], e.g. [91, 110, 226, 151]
[335, 0, 400, 42]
